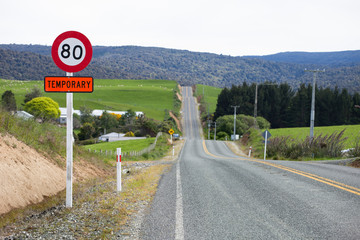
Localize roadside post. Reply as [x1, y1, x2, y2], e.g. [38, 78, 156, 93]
[48, 31, 93, 208]
[262, 130, 271, 161]
[117, 148, 122, 192]
[169, 128, 174, 144]
[248, 146, 252, 157]
[169, 129, 175, 156]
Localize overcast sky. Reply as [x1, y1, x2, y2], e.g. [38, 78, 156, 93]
[1, 0, 359, 56]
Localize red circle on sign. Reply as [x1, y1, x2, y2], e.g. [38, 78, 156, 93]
[51, 31, 92, 72]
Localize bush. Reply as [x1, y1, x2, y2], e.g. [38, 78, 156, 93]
[256, 116, 271, 129]
[348, 136, 360, 157]
[78, 123, 96, 141]
[216, 114, 270, 137]
[266, 129, 347, 160]
[134, 130, 142, 137]
[24, 97, 60, 121]
[77, 138, 97, 146]
[216, 131, 229, 140]
[125, 131, 135, 137]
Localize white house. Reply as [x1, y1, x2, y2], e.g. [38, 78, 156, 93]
[59, 108, 82, 124]
[15, 111, 33, 120]
[58, 108, 144, 124]
[98, 132, 146, 142]
[91, 110, 143, 117]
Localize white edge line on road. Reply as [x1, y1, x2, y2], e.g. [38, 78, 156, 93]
[175, 140, 186, 240]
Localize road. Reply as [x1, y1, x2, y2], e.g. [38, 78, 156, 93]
[141, 86, 360, 239]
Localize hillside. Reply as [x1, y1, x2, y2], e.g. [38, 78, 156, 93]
[245, 50, 360, 67]
[1, 44, 360, 92]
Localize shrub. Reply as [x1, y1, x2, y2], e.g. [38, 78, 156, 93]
[125, 131, 135, 137]
[24, 97, 60, 121]
[266, 129, 347, 160]
[134, 130, 142, 137]
[216, 131, 229, 140]
[78, 123, 96, 141]
[256, 116, 271, 129]
[216, 114, 270, 137]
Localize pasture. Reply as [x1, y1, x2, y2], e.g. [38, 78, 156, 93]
[85, 137, 156, 153]
[0, 79, 178, 120]
[270, 125, 360, 149]
[195, 84, 222, 113]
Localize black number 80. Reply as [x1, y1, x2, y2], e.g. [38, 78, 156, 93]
[61, 44, 83, 60]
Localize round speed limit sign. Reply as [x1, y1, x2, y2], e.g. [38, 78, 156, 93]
[51, 31, 92, 72]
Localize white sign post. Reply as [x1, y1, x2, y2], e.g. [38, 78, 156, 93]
[117, 148, 122, 192]
[66, 72, 73, 207]
[262, 130, 271, 161]
[51, 31, 92, 208]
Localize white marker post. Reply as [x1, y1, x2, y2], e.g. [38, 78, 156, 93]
[264, 131, 268, 161]
[66, 72, 73, 207]
[117, 148, 122, 192]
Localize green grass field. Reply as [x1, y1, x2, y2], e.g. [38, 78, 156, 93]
[0, 79, 177, 120]
[270, 125, 360, 149]
[85, 138, 156, 153]
[195, 84, 222, 113]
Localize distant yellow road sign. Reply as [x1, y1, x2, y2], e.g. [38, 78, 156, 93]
[168, 129, 174, 135]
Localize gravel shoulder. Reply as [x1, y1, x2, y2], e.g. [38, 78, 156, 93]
[0, 140, 184, 240]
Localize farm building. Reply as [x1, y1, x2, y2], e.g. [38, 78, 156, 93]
[58, 108, 144, 124]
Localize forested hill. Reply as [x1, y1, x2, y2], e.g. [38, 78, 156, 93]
[245, 50, 360, 67]
[1, 44, 360, 93]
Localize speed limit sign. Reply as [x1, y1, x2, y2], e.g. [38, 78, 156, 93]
[51, 31, 92, 72]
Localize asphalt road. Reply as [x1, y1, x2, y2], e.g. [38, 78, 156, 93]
[141, 86, 360, 239]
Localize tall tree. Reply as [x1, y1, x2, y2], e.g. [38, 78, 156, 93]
[1, 90, 17, 112]
[23, 87, 42, 105]
[214, 87, 232, 119]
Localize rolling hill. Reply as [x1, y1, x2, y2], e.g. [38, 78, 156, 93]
[1, 44, 360, 93]
[245, 50, 360, 67]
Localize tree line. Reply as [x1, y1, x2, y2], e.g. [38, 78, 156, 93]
[214, 82, 360, 128]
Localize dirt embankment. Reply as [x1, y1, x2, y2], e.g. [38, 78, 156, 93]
[169, 85, 183, 132]
[169, 111, 181, 132]
[0, 133, 105, 215]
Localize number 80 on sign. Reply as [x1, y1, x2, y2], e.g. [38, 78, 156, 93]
[51, 31, 92, 73]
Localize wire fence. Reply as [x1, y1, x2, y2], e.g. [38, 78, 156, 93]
[87, 132, 163, 157]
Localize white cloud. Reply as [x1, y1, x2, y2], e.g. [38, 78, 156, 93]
[1, 0, 360, 56]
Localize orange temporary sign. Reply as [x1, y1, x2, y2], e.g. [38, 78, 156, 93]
[44, 76, 93, 93]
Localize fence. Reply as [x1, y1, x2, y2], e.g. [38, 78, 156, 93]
[88, 132, 163, 158]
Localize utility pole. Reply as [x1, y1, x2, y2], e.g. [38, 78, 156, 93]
[231, 105, 239, 141]
[254, 83, 258, 127]
[305, 69, 325, 142]
[214, 122, 217, 141]
[254, 83, 258, 118]
[208, 120, 211, 140]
